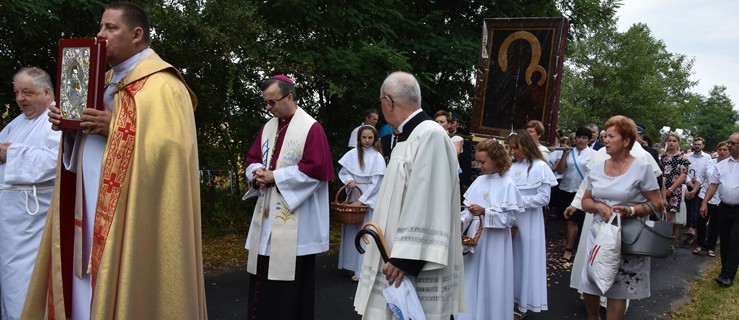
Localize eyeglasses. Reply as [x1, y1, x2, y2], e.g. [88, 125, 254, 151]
[728, 141, 738, 146]
[378, 95, 394, 106]
[265, 93, 290, 107]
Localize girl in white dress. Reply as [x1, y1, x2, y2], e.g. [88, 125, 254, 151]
[456, 139, 524, 320]
[507, 129, 558, 319]
[337, 125, 386, 281]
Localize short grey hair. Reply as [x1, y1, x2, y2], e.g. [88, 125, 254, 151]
[14, 67, 54, 100]
[381, 71, 421, 105]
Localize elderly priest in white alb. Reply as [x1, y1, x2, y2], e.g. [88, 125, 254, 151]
[354, 72, 465, 320]
[0, 67, 60, 320]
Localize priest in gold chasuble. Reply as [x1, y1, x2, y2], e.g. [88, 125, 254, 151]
[23, 3, 207, 319]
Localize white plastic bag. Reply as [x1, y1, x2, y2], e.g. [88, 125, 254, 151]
[383, 276, 426, 320]
[586, 213, 622, 293]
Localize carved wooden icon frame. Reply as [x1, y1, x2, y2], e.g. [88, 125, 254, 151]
[470, 18, 568, 145]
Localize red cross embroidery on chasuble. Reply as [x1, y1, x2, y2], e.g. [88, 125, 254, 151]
[117, 122, 135, 141]
[103, 172, 121, 194]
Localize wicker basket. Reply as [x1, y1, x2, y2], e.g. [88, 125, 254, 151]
[330, 185, 369, 224]
[461, 216, 484, 247]
[461, 218, 517, 251]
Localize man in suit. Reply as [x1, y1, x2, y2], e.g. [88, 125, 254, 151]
[380, 127, 400, 164]
[586, 123, 604, 150]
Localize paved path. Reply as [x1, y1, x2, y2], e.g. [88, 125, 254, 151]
[205, 220, 713, 319]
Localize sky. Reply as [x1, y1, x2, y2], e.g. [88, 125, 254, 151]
[615, 0, 739, 111]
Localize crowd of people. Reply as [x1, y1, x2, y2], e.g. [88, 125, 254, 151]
[331, 92, 738, 320]
[2, 3, 738, 320]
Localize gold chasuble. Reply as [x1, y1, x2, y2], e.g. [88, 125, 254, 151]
[23, 53, 207, 319]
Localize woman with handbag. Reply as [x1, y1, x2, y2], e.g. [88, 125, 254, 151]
[580, 116, 663, 320]
[456, 139, 524, 320]
[337, 125, 386, 281]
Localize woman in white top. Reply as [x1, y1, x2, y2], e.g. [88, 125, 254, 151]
[507, 129, 558, 318]
[580, 116, 662, 320]
[526, 120, 550, 163]
[556, 127, 596, 261]
[435, 110, 463, 155]
[337, 125, 386, 281]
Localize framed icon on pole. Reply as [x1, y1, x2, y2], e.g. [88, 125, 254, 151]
[470, 18, 569, 145]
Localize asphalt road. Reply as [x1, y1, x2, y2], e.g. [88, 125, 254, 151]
[205, 220, 714, 319]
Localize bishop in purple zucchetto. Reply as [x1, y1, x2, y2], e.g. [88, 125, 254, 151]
[269, 74, 294, 87]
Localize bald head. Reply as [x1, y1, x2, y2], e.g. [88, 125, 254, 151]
[381, 72, 421, 107]
[13, 67, 54, 119]
[379, 72, 422, 128]
[13, 67, 54, 100]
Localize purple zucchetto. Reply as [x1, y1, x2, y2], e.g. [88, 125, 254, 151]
[269, 74, 295, 87]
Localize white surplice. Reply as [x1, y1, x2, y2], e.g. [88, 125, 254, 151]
[354, 121, 464, 320]
[244, 151, 330, 258]
[456, 173, 524, 320]
[0, 110, 60, 319]
[337, 147, 386, 276]
[507, 159, 557, 313]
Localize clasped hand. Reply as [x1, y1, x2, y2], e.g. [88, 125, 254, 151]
[252, 167, 275, 188]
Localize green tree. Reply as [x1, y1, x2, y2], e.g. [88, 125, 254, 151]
[559, 22, 697, 139]
[689, 86, 739, 150]
[0, 0, 108, 128]
[1, 0, 621, 234]
[252, 0, 613, 158]
[145, 0, 273, 234]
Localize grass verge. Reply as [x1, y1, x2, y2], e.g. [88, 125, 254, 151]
[202, 233, 247, 271]
[671, 258, 739, 319]
[202, 220, 344, 271]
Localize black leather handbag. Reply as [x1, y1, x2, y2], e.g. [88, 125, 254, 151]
[621, 201, 673, 258]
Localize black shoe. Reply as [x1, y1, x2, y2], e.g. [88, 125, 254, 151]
[715, 275, 733, 287]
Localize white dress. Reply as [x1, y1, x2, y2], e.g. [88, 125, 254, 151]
[579, 158, 659, 299]
[337, 147, 385, 276]
[0, 111, 60, 319]
[569, 143, 662, 291]
[456, 173, 524, 320]
[507, 159, 558, 313]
